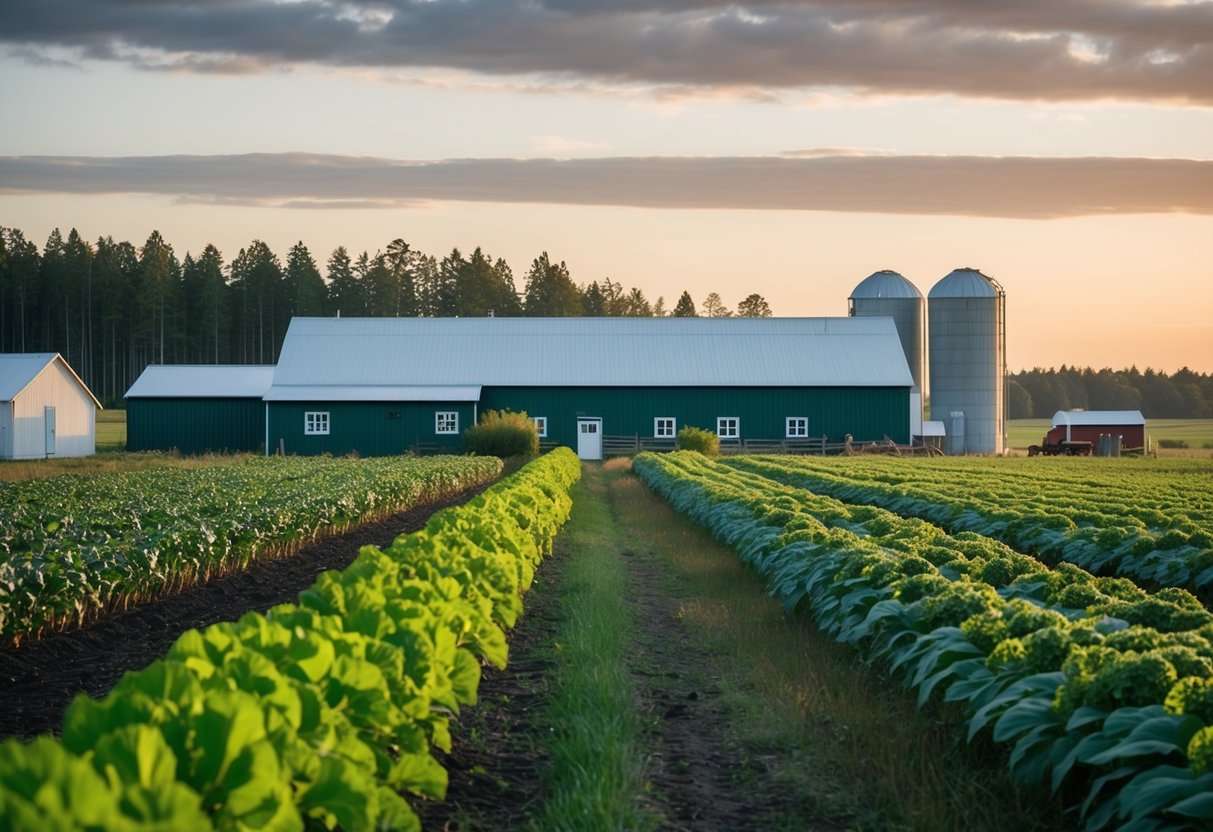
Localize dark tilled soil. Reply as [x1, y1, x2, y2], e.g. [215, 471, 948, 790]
[0, 483, 491, 742]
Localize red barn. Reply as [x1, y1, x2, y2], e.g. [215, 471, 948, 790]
[1048, 410, 1145, 450]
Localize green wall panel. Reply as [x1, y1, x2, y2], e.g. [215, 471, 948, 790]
[477, 386, 910, 448]
[267, 402, 474, 457]
[126, 398, 265, 454]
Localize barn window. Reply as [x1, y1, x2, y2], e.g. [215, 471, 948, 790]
[717, 417, 739, 439]
[435, 411, 459, 434]
[532, 416, 548, 438]
[654, 417, 676, 438]
[304, 412, 330, 436]
[786, 417, 808, 438]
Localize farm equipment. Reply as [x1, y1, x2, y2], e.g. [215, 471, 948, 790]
[1028, 426, 1093, 456]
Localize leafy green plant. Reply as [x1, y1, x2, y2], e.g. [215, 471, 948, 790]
[464, 409, 540, 459]
[0, 455, 503, 646]
[0, 449, 582, 831]
[676, 426, 719, 455]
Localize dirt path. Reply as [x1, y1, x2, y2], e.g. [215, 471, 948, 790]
[0, 482, 491, 741]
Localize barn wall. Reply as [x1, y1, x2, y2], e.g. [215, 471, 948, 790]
[1066, 424, 1146, 448]
[478, 386, 911, 448]
[9, 362, 95, 459]
[127, 398, 266, 454]
[267, 401, 475, 457]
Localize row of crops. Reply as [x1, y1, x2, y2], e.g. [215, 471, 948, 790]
[634, 452, 1213, 830]
[725, 456, 1213, 601]
[0, 447, 582, 831]
[0, 454, 503, 646]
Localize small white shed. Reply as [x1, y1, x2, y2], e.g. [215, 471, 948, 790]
[0, 354, 102, 460]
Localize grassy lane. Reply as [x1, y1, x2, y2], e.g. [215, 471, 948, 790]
[564, 459, 1067, 831]
[533, 462, 653, 831]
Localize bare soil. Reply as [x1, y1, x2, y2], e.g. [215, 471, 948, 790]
[0, 483, 491, 741]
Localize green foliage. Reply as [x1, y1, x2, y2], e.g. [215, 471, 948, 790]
[676, 426, 719, 455]
[0, 449, 582, 832]
[463, 409, 540, 459]
[0, 455, 503, 646]
[631, 450, 1213, 830]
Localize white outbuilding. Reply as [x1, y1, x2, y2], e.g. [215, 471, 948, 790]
[0, 353, 102, 460]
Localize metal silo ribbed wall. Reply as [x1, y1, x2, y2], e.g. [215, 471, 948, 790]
[928, 275, 1006, 455]
[850, 296, 926, 394]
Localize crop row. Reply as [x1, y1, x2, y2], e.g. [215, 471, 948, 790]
[633, 451, 1213, 830]
[0, 447, 582, 831]
[0, 454, 503, 645]
[724, 455, 1213, 601]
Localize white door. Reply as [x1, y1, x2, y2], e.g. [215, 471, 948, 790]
[577, 418, 602, 461]
[44, 406, 56, 457]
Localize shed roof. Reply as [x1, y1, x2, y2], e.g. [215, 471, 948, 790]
[1052, 410, 1145, 427]
[125, 365, 276, 399]
[270, 317, 915, 390]
[0, 353, 102, 408]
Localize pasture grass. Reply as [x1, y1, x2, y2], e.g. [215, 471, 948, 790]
[531, 471, 653, 832]
[602, 460, 1068, 831]
[96, 408, 126, 451]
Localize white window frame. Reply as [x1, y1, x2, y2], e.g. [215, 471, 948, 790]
[786, 417, 809, 438]
[304, 411, 330, 436]
[717, 416, 740, 439]
[532, 416, 548, 438]
[654, 417, 677, 439]
[435, 411, 459, 435]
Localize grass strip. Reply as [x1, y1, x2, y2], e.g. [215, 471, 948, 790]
[532, 467, 653, 832]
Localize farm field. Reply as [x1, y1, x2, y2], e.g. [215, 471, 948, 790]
[0, 453, 502, 645]
[1008, 417, 1213, 456]
[635, 451, 1213, 830]
[2, 449, 1211, 829]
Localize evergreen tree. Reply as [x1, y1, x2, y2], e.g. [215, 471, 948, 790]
[621, 287, 652, 316]
[229, 240, 284, 363]
[523, 252, 582, 316]
[285, 241, 328, 317]
[384, 238, 419, 316]
[326, 246, 363, 317]
[672, 290, 697, 317]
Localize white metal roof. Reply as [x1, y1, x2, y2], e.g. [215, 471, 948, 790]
[850, 270, 923, 300]
[264, 385, 482, 402]
[125, 365, 276, 399]
[1052, 410, 1145, 427]
[0, 353, 102, 407]
[269, 316, 915, 390]
[919, 420, 947, 437]
[928, 268, 1004, 299]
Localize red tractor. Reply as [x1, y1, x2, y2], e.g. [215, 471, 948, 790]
[1028, 425, 1093, 456]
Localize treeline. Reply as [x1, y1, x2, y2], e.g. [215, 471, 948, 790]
[1009, 366, 1213, 420]
[0, 227, 772, 406]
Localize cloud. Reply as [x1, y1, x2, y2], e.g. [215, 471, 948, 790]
[1, 1, 1210, 103]
[2, 152, 1211, 218]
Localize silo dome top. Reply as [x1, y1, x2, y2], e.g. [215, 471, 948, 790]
[929, 267, 1003, 299]
[849, 270, 923, 300]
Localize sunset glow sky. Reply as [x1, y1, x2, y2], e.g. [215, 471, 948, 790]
[1, 0, 1211, 372]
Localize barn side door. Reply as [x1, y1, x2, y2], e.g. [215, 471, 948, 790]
[44, 406, 57, 457]
[576, 417, 602, 461]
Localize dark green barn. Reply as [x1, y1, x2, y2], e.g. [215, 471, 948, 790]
[125, 365, 274, 454]
[265, 317, 914, 460]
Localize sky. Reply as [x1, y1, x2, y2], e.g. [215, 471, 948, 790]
[1, 0, 1211, 373]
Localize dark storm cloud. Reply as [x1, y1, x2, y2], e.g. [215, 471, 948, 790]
[0, 0, 1211, 103]
[2, 152, 1211, 218]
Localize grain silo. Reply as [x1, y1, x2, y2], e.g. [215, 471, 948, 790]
[849, 270, 926, 438]
[928, 267, 1006, 455]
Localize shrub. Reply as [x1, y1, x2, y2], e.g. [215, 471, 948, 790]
[465, 409, 539, 458]
[676, 426, 719, 455]
[1159, 438, 1189, 449]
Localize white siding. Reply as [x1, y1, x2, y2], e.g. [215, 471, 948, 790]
[10, 361, 96, 459]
